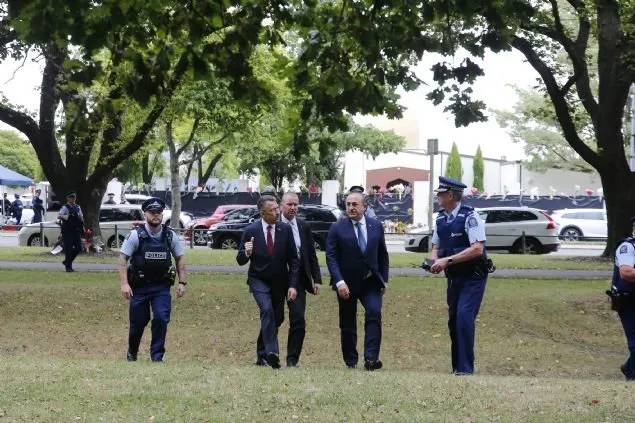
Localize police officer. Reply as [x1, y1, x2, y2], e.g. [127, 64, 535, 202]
[609, 216, 635, 380]
[32, 189, 44, 224]
[2, 193, 11, 219]
[11, 194, 23, 224]
[118, 197, 186, 362]
[58, 192, 85, 272]
[424, 176, 488, 375]
[104, 193, 117, 205]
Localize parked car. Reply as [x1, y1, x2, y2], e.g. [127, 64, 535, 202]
[184, 204, 250, 246]
[119, 194, 193, 228]
[18, 204, 145, 248]
[550, 208, 607, 241]
[404, 206, 560, 254]
[206, 204, 341, 250]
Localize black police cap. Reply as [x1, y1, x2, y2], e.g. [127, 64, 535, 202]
[142, 197, 166, 212]
[66, 191, 77, 198]
[349, 185, 365, 193]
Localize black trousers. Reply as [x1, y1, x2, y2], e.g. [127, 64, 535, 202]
[286, 287, 307, 365]
[62, 231, 82, 269]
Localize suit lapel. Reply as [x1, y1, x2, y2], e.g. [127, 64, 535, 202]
[254, 219, 266, 252]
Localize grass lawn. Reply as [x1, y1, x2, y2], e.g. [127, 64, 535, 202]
[0, 246, 613, 270]
[0, 270, 632, 421]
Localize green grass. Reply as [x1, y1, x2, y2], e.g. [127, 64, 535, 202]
[0, 246, 613, 270]
[0, 270, 632, 421]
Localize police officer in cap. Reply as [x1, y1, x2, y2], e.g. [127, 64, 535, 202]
[609, 216, 635, 380]
[118, 197, 186, 362]
[58, 192, 85, 272]
[11, 193, 23, 225]
[423, 176, 489, 375]
[104, 193, 117, 205]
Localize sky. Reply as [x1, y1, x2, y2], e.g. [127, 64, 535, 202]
[0, 48, 539, 161]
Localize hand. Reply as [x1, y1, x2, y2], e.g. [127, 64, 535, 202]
[313, 283, 321, 295]
[176, 284, 186, 298]
[245, 237, 255, 257]
[430, 258, 449, 274]
[337, 282, 350, 300]
[121, 283, 133, 300]
[381, 287, 386, 296]
[287, 287, 298, 301]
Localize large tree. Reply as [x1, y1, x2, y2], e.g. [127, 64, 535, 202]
[424, 0, 635, 256]
[0, 1, 436, 245]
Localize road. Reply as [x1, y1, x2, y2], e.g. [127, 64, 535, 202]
[0, 231, 606, 256]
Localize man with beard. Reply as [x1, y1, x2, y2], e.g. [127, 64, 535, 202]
[118, 197, 187, 363]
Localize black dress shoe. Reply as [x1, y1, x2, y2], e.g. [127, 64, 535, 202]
[621, 364, 635, 380]
[126, 352, 137, 362]
[346, 364, 357, 369]
[255, 357, 268, 366]
[364, 359, 383, 371]
[266, 353, 281, 369]
[151, 358, 164, 363]
[286, 360, 299, 368]
[65, 268, 75, 272]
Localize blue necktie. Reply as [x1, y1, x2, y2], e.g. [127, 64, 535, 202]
[355, 222, 367, 253]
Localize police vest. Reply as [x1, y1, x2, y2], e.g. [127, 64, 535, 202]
[61, 203, 83, 232]
[129, 226, 174, 284]
[435, 205, 486, 266]
[612, 237, 635, 293]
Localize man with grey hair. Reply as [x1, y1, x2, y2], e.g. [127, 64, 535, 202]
[237, 194, 300, 369]
[280, 191, 322, 367]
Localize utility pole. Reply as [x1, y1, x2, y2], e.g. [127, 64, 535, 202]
[427, 138, 438, 252]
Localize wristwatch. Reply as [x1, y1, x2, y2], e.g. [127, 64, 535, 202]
[448, 257, 454, 265]
[178, 281, 187, 286]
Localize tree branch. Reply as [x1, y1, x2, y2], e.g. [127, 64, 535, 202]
[511, 36, 601, 170]
[176, 117, 200, 156]
[179, 132, 230, 165]
[0, 103, 40, 142]
[87, 53, 190, 186]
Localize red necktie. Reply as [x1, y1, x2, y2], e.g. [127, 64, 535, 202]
[267, 225, 274, 256]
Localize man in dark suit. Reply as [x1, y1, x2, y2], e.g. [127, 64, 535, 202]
[280, 192, 322, 367]
[326, 191, 389, 370]
[236, 194, 300, 369]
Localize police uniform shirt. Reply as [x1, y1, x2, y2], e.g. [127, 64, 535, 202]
[431, 202, 486, 245]
[59, 204, 84, 220]
[615, 241, 635, 267]
[120, 223, 184, 258]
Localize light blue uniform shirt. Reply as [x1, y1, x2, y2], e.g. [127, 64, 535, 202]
[431, 202, 486, 246]
[616, 241, 635, 267]
[121, 223, 184, 258]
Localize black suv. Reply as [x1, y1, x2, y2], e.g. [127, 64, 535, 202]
[206, 204, 342, 250]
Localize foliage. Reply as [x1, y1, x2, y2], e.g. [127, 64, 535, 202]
[445, 142, 463, 182]
[472, 145, 484, 192]
[0, 129, 38, 178]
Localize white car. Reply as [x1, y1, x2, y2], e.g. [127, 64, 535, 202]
[404, 206, 561, 254]
[18, 204, 145, 248]
[550, 208, 607, 241]
[118, 194, 192, 228]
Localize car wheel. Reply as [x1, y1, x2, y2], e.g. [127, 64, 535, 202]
[418, 236, 429, 253]
[193, 228, 208, 246]
[561, 227, 582, 242]
[28, 234, 48, 247]
[108, 235, 126, 249]
[219, 236, 239, 250]
[511, 237, 542, 254]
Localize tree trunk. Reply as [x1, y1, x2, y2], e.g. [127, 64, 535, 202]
[599, 162, 635, 257]
[198, 153, 224, 187]
[166, 121, 182, 228]
[77, 181, 108, 248]
[142, 152, 153, 185]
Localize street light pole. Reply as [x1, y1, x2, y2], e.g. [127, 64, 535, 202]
[427, 139, 438, 252]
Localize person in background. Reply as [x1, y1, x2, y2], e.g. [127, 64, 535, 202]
[11, 193, 23, 225]
[58, 192, 85, 272]
[32, 189, 44, 224]
[104, 193, 117, 205]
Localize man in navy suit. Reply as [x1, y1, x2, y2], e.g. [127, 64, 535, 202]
[326, 191, 389, 370]
[280, 192, 322, 367]
[236, 195, 300, 369]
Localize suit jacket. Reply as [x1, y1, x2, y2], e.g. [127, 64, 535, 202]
[236, 219, 300, 293]
[294, 218, 322, 294]
[325, 216, 389, 295]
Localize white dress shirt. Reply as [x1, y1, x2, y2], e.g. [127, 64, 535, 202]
[281, 215, 301, 255]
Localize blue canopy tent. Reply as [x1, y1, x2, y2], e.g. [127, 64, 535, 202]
[0, 164, 34, 186]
